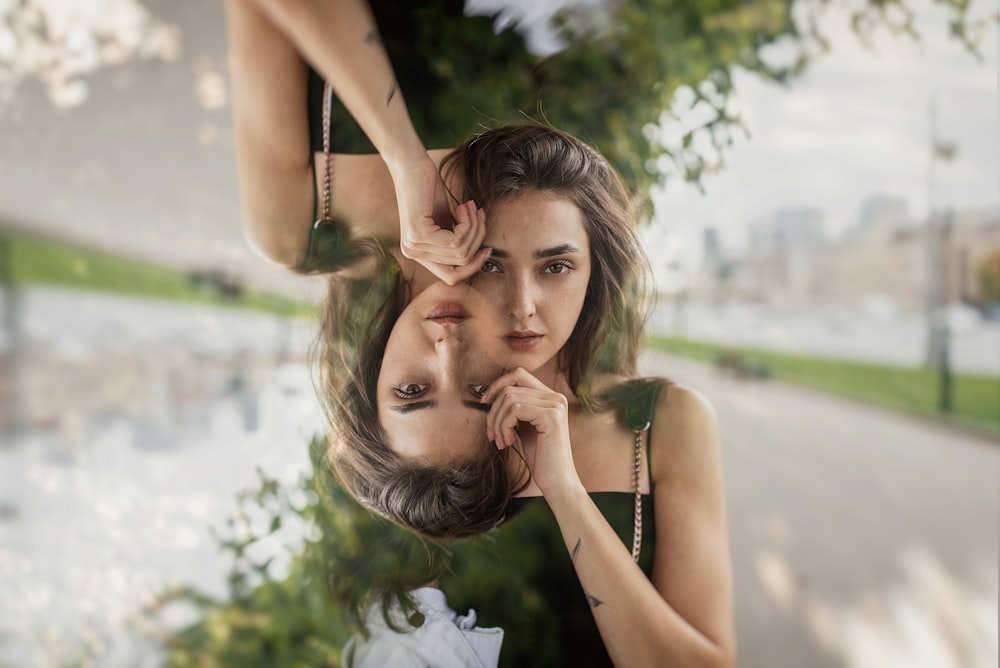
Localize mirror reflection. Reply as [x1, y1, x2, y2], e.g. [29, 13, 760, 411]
[5, 0, 994, 666]
[220, 1, 732, 665]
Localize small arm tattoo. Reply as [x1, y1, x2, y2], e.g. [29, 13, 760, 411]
[385, 79, 398, 106]
[364, 30, 381, 46]
[585, 592, 604, 608]
[571, 538, 581, 563]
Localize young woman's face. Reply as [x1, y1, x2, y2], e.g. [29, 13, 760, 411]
[471, 191, 592, 379]
[376, 281, 501, 463]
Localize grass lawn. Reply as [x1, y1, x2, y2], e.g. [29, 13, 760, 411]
[647, 335, 1000, 436]
[0, 227, 315, 317]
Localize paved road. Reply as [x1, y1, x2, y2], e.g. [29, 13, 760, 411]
[639, 350, 999, 668]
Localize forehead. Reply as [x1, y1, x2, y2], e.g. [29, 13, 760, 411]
[485, 192, 588, 245]
[381, 404, 488, 464]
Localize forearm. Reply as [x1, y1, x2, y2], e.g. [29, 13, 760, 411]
[322, 148, 455, 243]
[546, 484, 732, 668]
[250, 0, 424, 167]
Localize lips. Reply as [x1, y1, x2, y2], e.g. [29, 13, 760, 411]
[427, 303, 469, 324]
[504, 330, 543, 351]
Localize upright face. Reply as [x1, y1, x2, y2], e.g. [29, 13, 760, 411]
[471, 191, 592, 380]
[377, 280, 501, 463]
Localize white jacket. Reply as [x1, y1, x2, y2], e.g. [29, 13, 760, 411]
[342, 587, 504, 668]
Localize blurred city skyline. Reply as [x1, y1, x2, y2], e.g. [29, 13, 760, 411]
[641, 0, 998, 293]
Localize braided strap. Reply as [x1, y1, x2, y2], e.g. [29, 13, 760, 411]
[317, 81, 334, 226]
[631, 422, 650, 563]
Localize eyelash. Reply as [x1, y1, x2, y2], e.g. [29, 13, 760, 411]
[543, 260, 573, 274]
[393, 384, 489, 399]
[392, 383, 428, 399]
[479, 260, 574, 275]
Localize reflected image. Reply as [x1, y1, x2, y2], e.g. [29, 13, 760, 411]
[4, 0, 995, 666]
[222, 1, 733, 664]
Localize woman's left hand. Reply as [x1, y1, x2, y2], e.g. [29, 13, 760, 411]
[481, 368, 581, 497]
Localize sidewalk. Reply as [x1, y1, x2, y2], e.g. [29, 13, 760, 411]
[639, 349, 998, 668]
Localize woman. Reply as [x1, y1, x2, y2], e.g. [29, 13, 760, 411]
[224, 0, 518, 537]
[326, 125, 735, 665]
[223, 0, 646, 539]
[226, 2, 734, 664]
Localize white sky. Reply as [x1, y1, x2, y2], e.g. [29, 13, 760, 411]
[640, 1, 999, 290]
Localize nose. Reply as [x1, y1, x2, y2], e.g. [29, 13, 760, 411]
[429, 324, 468, 387]
[430, 321, 466, 345]
[506, 275, 536, 322]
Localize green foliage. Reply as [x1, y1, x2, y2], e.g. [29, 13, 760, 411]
[649, 335, 1000, 433]
[147, 437, 641, 666]
[148, 438, 455, 666]
[148, 452, 349, 667]
[361, 0, 984, 207]
[0, 226, 313, 316]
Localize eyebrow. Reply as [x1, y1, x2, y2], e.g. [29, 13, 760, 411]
[486, 244, 581, 260]
[388, 400, 490, 414]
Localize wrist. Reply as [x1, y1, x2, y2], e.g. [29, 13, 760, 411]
[380, 129, 426, 171]
[542, 476, 588, 512]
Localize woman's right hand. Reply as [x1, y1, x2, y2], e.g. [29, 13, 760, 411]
[388, 152, 488, 285]
[481, 368, 582, 498]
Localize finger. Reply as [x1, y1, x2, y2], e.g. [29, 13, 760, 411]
[404, 226, 478, 262]
[481, 367, 546, 403]
[449, 201, 480, 255]
[450, 203, 486, 262]
[488, 387, 559, 447]
[423, 247, 491, 286]
[449, 247, 492, 284]
[424, 262, 466, 286]
[435, 200, 479, 257]
[491, 396, 563, 448]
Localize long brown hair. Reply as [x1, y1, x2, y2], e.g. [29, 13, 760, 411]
[310, 123, 650, 538]
[441, 124, 651, 398]
[305, 249, 515, 538]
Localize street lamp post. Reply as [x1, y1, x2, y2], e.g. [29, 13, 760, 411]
[925, 95, 957, 414]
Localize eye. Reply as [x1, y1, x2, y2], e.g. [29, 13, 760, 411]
[543, 260, 573, 274]
[470, 384, 489, 398]
[480, 259, 502, 274]
[392, 383, 429, 399]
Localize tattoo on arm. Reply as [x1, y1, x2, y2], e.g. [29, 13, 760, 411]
[361, 29, 397, 106]
[571, 538, 603, 607]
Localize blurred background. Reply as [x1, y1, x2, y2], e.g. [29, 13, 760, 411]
[0, 0, 996, 666]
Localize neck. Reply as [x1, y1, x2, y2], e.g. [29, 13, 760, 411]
[532, 358, 576, 403]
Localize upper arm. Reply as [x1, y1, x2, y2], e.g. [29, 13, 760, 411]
[225, 0, 316, 269]
[650, 384, 735, 658]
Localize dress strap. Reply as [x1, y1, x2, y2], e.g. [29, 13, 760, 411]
[597, 377, 668, 563]
[630, 422, 649, 563]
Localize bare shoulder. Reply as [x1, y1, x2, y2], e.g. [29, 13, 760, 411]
[651, 383, 722, 486]
[657, 383, 718, 435]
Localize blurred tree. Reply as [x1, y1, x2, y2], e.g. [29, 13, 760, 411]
[977, 248, 1000, 307]
[355, 0, 989, 212]
[4, 0, 987, 207]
